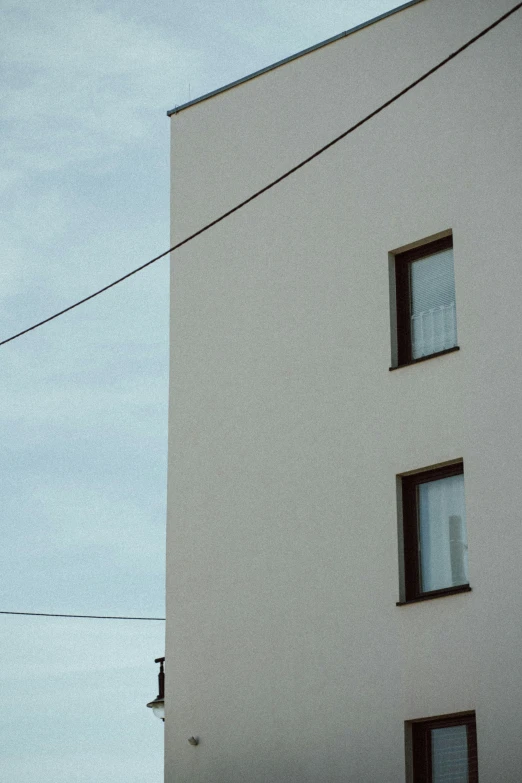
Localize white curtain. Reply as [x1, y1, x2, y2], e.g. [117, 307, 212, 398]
[431, 725, 469, 783]
[410, 248, 457, 359]
[418, 473, 467, 592]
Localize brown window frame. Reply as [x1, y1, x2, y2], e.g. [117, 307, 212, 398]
[411, 712, 478, 783]
[394, 235, 457, 367]
[400, 462, 470, 603]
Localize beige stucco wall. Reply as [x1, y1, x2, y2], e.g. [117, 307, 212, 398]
[166, 0, 522, 779]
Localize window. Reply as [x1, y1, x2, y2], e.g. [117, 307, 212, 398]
[400, 462, 469, 602]
[411, 712, 478, 783]
[394, 235, 458, 366]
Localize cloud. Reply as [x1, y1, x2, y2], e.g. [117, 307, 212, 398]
[0, 619, 164, 781]
[0, 0, 200, 179]
[0, 619, 163, 677]
[2, 752, 164, 783]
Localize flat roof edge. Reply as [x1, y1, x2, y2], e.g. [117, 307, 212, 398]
[167, 0, 425, 116]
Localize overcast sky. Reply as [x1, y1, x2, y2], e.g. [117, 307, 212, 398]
[2, 1, 403, 779]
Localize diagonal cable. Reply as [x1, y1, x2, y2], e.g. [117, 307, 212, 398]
[0, 610, 165, 620]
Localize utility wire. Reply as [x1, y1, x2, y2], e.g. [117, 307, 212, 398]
[1, 2, 520, 349]
[0, 610, 165, 620]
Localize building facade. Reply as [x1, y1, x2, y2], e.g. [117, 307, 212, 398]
[165, 0, 522, 779]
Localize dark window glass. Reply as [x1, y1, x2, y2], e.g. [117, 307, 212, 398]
[395, 236, 458, 366]
[412, 713, 478, 783]
[402, 463, 469, 601]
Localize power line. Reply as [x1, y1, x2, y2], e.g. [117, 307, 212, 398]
[2, 2, 520, 349]
[0, 610, 165, 620]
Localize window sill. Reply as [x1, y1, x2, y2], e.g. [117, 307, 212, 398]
[389, 345, 460, 371]
[396, 584, 471, 606]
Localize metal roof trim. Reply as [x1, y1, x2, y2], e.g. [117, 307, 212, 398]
[167, 0, 425, 116]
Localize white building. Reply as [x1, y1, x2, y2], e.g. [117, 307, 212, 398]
[165, 1, 522, 779]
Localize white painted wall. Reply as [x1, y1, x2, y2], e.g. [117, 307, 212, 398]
[166, 0, 522, 779]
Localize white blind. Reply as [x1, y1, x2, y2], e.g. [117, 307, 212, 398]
[418, 474, 468, 593]
[431, 725, 469, 782]
[410, 248, 457, 358]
